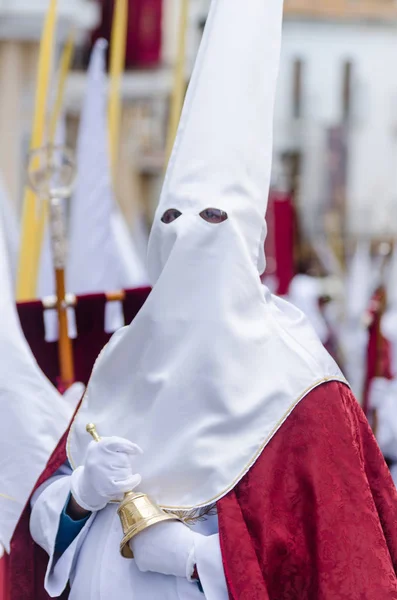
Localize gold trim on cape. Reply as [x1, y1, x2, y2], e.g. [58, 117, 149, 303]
[67, 374, 348, 511]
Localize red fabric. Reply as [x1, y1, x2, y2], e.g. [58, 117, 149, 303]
[7, 429, 70, 600]
[123, 288, 150, 324]
[363, 289, 392, 415]
[218, 381, 397, 599]
[264, 191, 295, 295]
[1, 288, 151, 600]
[7, 381, 397, 599]
[17, 288, 151, 388]
[94, 0, 162, 68]
[0, 555, 8, 600]
[72, 293, 109, 384]
[125, 0, 162, 67]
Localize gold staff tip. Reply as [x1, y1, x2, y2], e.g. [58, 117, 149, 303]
[86, 423, 101, 442]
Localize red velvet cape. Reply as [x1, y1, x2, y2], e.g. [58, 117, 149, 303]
[7, 381, 397, 599]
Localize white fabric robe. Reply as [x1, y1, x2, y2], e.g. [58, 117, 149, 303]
[369, 377, 397, 487]
[287, 274, 329, 343]
[30, 465, 228, 600]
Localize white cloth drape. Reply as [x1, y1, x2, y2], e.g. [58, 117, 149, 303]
[0, 203, 78, 550]
[68, 0, 345, 512]
[67, 40, 149, 301]
[30, 465, 228, 600]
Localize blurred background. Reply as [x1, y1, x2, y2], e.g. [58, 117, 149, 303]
[1, 0, 397, 411]
[4, 1, 397, 585]
[3, 0, 397, 239]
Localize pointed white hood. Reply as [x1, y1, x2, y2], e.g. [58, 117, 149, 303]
[68, 0, 344, 511]
[67, 39, 149, 296]
[0, 209, 78, 551]
[148, 0, 279, 282]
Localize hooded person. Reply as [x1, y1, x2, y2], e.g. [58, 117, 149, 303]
[381, 244, 397, 377]
[287, 272, 329, 344]
[27, 0, 397, 598]
[368, 246, 397, 486]
[0, 154, 83, 596]
[341, 240, 373, 401]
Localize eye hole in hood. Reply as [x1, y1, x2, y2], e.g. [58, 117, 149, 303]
[161, 209, 182, 224]
[199, 208, 228, 224]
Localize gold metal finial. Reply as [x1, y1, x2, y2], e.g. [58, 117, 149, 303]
[86, 423, 101, 443]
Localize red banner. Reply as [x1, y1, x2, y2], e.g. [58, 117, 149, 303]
[16, 288, 150, 388]
[264, 190, 295, 296]
[363, 288, 392, 416]
[95, 0, 163, 68]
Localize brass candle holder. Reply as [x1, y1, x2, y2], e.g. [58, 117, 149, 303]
[86, 423, 179, 558]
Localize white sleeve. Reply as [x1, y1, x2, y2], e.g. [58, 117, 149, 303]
[193, 533, 229, 600]
[30, 470, 95, 598]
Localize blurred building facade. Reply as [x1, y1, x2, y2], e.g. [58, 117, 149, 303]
[0, 0, 98, 207]
[276, 0, 397, 243]
[0, 0, 210, 232]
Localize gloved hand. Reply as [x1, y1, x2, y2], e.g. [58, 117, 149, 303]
[71, 437, 142, 512]
[130, 520, 198, 579]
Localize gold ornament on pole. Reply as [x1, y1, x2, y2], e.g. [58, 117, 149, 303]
[86, 423, 180, 559]
[34, 30, 77, 286]
[27, 144, 76, 391]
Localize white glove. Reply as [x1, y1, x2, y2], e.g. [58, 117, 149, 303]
[130, 520, 197, 579]
[71, 437, 142, 512]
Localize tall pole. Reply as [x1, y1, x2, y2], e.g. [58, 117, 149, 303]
[165, 0, 189, 168]
[51, 196, 75, 391]
[27, 145, 76, 391]
[109, 0, 128, 183]
[35, 30, 76, 285]
[17, 0, 58, 301]
[49, 30, 75, 145]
